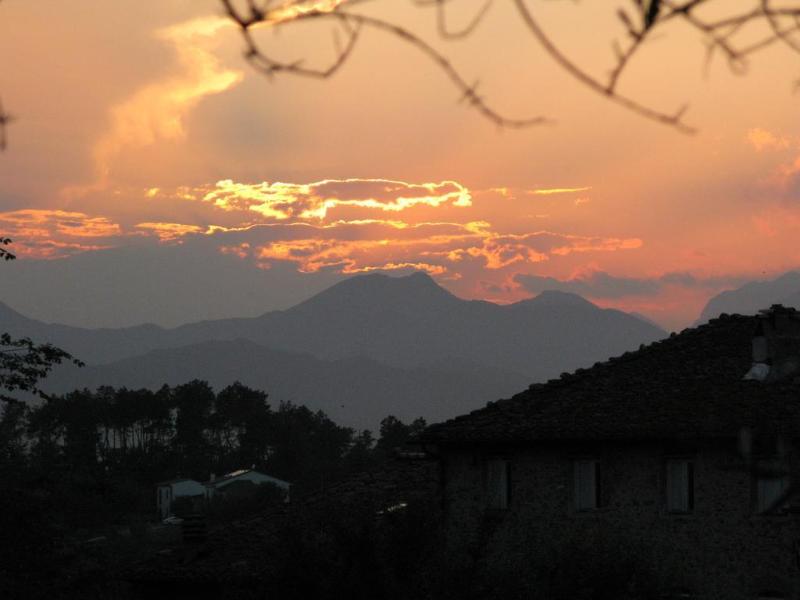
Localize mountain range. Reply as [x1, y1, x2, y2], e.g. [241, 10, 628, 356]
[698, 271, 800, 323]
[2, 272, 667, 429]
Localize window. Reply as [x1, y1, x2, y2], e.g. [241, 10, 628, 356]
[756, 473, 789, 514]
[574, 459, 600, 511]
[666, 460, 694, 513]
[486, 459, 510, 510]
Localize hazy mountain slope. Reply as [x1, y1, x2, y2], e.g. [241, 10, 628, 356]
[0, 301, 173, 365]
[698, 271, 800, 323]
[42, 340, 531, 431]
[1, 272, 667, 379]
[0, 244, 343, 329]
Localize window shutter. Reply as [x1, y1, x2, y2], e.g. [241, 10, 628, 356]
[574, 460, 598, 511]
[486, 459, 509, 510]
[666, 460, 692, 513]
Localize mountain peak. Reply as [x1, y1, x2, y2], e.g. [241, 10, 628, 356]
[293, 271, 456, 315]
[528, 290, 595, 308]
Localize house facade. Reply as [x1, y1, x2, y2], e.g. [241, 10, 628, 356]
[156, 479, 205, 520]
[421, 307, 800, 599]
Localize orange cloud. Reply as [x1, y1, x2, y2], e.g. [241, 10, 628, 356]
[201, 178, 472, 221]
[135, 222, 205, 241]
[482, 186, 591, 200]
[207, 220, 642, 277]
[252, 230, 473, 274]
[445, 231, 641, 269]
[531, 186, 591, 196]
[747, 128, 791, 152]
[0, 210, 122, 258]
[88, 17, 242, 184]
[346, 262, 447, 275]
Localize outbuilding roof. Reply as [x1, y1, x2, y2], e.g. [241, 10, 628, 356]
[203, 469, 290, 488]
[420, 312, 800, 445]
[156, 478, 201, 487]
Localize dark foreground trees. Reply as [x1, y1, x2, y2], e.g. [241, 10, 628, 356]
[0, 377, 428, 598]
[2, 379, 426, 524]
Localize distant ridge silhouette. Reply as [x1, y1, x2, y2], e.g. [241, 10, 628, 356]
[698, 271, 800, 323]
[2, 272, 666, 426]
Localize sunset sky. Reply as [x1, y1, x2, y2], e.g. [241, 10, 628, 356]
[1, 0, 799, 330]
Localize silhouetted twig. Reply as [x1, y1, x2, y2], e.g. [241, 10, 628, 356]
[219, 0, 800, 134]
[0, 97, 13, 152]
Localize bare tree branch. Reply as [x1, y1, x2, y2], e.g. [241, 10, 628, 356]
[221, 0, 549, 128]
[0, 97, 13, 152]
[513, 0, 696, 133]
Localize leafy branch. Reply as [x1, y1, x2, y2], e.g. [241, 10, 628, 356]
[0, 334, 84, 404]
[0, 238, 14, 262]
[0, 239, 82, 403]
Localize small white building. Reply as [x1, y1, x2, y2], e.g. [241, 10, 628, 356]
[204, 469, 290, 501]
[156, 479, 205, 519]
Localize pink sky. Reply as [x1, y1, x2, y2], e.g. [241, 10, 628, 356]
[1, 1, 799, 330]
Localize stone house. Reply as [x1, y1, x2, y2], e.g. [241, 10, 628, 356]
[421, 306, 800, 599]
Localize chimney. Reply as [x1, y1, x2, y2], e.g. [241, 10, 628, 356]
[744, 305, 800, 382]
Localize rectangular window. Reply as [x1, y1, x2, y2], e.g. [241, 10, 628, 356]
[666, 460, 694, 513]
[756, 475, 789, 514]
[574, 459, 599, 511]
[486, 459, 510, 510]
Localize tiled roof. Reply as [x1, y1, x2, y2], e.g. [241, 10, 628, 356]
[203, 469, 290, 488]
[421, 313, 800, 444]
[156, 478, 200, 486]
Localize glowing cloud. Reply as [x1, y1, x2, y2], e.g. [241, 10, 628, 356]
[482, 186, 591, 200]
[0, 210, 122, 258]
[201, 178, 472, 220]
[747, 128, 791, 152]
[263, 0, 349, 26]
[206, 220, 642, 276]
[90, 17, 243, 183]
[531, 186, 591, 195]
[135, 222, 204, 241]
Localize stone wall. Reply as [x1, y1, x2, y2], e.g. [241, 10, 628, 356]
[441, 440, 799, 599]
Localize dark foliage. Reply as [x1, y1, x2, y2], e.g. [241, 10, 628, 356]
[0, 377, 428, 596]
[0, 236, 14, 260]
[0, 332, 83, 403]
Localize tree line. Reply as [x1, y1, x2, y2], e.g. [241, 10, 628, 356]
[0, 379, 426, 527]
